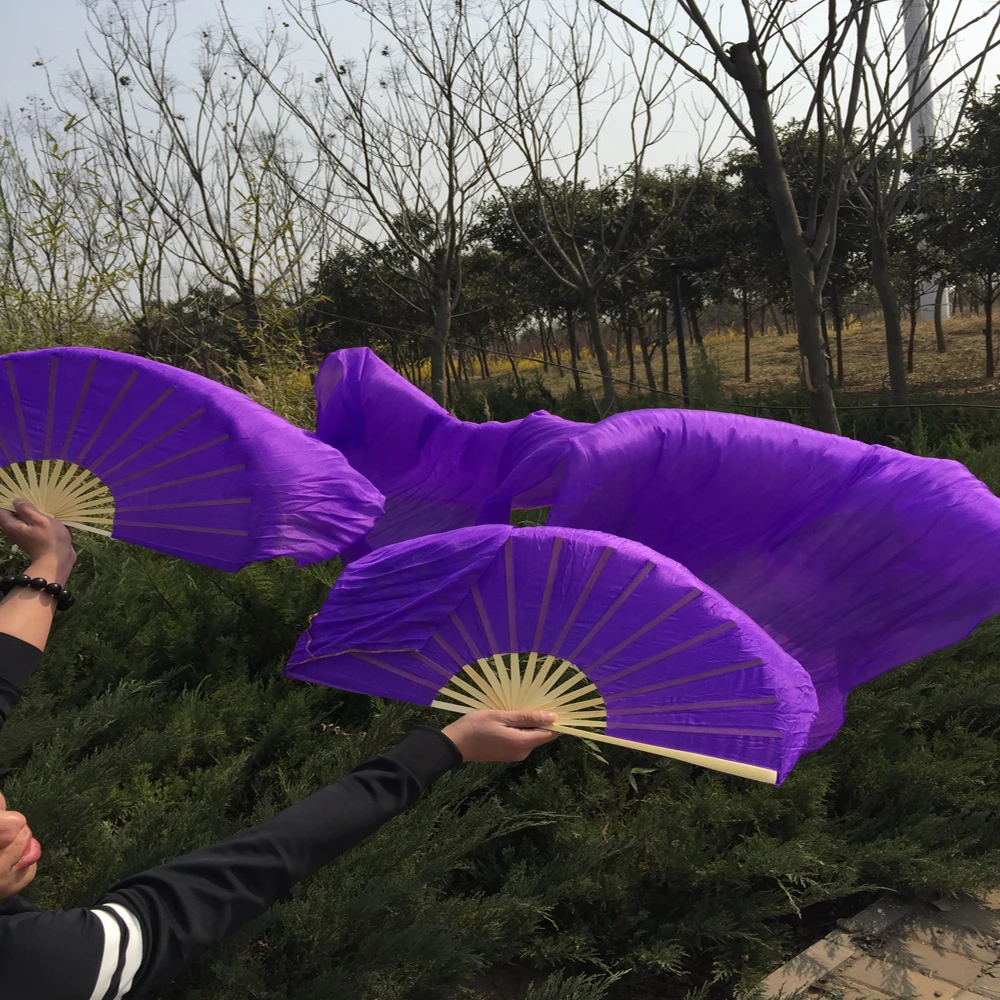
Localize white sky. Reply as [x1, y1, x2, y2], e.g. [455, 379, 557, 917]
[1, 0, 745, 172]
[3, 0, 999, 174]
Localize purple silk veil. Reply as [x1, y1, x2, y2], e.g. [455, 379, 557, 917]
[314, 347, 586, 559]
[286, 524, 819, 783]
[482, 409, 1000, 751]
[0, 347, 384, 571]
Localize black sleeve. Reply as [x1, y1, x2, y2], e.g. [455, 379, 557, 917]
[0, 631, 42, 731]
[0, 726, 462, 999]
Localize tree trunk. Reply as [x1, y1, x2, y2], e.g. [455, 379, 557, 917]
[502, 331, 522, 385]
[547, 314, 562, 368]
[689, 308, 704, 349]
[907, 289, 917, 373]
[670, 271, 691, 406]
[769, 301, 786, 337]
[238, 286, 263, 336]
[583, 294, 616, 412]
[539, 316, 550, 371]
[742, 287, 752, 383]
[447, 348, 461, 389]
[625, 326, 636, 387]
[727, 42, 839, 434]
[934, 282, 947, 353]
[637, 323, 657, 392]
[478, 336, 489, 379]
[820, 310, 835, 386]
[985, 277, 995, 379]
[660, 300, 670, 393]
[429, 277, 450, 407]
[869, 228, 909, 409]
[566, 308, 582, 394]
[831, 293, 845, 389]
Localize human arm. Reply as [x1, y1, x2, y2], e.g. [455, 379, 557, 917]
[0, 711, 556, 999]
[0, 499, 76, 729]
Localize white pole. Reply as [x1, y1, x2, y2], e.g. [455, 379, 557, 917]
[903, 0, 950, 319]
[904, 0, 935, 150]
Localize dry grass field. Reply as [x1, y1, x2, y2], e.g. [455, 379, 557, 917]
[487, 312, 1000, 407]
[707, 314, 1000, 402]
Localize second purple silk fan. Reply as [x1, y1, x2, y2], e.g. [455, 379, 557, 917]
[287, 525, 819, 784]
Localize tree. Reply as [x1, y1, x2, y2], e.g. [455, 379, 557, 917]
[64, 0, 321, 338]
[451, 243, 537, 387]
[725, 130, 868, 390]
[927, 84, 1000, 379]
[0, 103, 134, 348]
[885, 212, 942, 374]
[226, 0, 510, 409]
[308, 243, 428, 377]
[590, 0, 853, 432]
[473, 0, 676, 413]
[846, 0, 1000, 408]
[591, 0, 1000, 430]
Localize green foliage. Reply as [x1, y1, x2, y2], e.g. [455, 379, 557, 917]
[522, 971, 621, 1000]
[689, 352, 727, 411]
[452, 376, 560, 423]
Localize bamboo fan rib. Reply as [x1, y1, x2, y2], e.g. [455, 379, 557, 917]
[431, 654, 607, 731]
[0, 347, 383, 570]
[286, 526, 820, 785]
[0, 461, 115, 536]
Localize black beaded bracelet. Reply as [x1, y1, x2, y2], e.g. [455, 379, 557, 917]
[0, 575, 76, 611]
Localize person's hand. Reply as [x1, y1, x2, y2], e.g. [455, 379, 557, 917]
[0, 499, 76, 585]
[441, 710, 560, 762]
[0, 791, 40, 901]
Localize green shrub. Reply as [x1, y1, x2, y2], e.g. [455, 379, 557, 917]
[452, 376, 562, 423]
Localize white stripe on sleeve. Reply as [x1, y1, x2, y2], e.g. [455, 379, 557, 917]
[86, 908, 122, 1000]
[105, 903, 144, 999]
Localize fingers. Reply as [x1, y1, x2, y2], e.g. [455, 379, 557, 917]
[0, 800, 39, 900]
[496, 728, 560, 761]
[0, 499, 35, 535]
[0, 811, 31, 865]
[0, 808, 27, 848]
[511, 728, 560, 750]
[12, 499, 46, 526]
[497, 710, 557, 729]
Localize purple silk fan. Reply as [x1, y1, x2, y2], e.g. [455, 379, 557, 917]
[286, 524, 819, 784]
[477, 409, 1000, 753]
[313, 347, 586, 559]
[0, 347, 384, 571]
